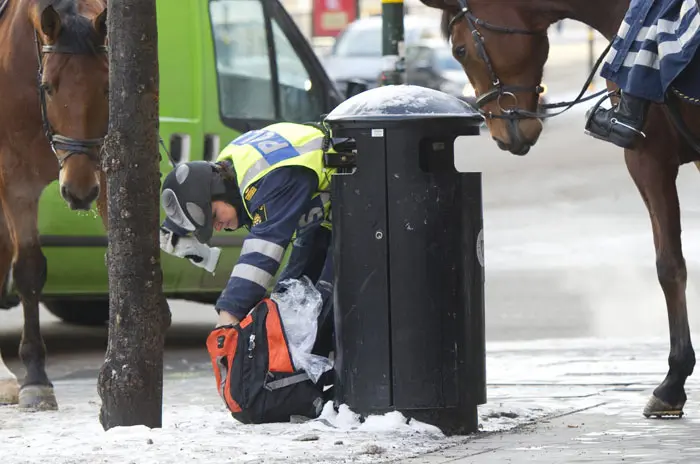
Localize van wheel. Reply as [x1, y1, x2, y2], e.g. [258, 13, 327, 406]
[43, 299, 110, 327]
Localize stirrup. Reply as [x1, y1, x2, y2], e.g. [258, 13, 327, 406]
[584, 90, 647, 138]
[584, 89, 619, 128]
[610, 118, 647, 138]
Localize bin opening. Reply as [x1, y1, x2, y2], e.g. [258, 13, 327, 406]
[419, 137, 458, 174]
[324, 136, 357, 170]
[324, 150, 356, 169]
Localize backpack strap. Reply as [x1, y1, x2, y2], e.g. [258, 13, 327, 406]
[263, 372, 310, 391]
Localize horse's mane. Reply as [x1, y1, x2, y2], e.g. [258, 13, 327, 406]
[440, 10, 454, 41]
[38, 0, 104, 54]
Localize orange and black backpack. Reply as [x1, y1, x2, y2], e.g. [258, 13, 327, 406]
[206, 298, 326, 424]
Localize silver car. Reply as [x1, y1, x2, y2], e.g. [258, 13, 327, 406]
[320, 15, 442, 96]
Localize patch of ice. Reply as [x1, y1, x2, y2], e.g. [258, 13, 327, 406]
[0, 373, 567, 464]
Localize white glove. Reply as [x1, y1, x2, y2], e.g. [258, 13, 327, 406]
[159, 228, 221, 274]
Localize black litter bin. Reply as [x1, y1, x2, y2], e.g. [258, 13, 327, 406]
[324, 85, 487, 435]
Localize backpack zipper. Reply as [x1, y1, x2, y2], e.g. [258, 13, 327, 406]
[240, 333, 256, 411]
[248, 334, 256, 358]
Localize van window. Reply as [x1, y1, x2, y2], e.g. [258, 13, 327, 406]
[210, 0, 275, 120]
[271, 20, 325, 122]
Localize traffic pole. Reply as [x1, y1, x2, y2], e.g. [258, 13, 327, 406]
[380, 0, 405, 86]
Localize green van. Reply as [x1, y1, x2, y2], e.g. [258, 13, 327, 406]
[3, 0, 349, 325]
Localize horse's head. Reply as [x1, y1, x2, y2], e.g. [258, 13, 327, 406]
[31, 0, 108, 210]
[424, 0, 552, 155]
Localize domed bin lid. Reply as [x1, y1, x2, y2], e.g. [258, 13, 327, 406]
[325, 84, 484, 124]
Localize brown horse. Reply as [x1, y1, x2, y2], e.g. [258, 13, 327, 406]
[420, 0, 699, 418]
[0, 0, 108, 410]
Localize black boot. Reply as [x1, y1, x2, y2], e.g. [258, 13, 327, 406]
[584, 91, 651, 149]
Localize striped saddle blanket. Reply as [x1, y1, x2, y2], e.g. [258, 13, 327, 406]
[0, 0, 7, 19]
[600, 0, 700, 103]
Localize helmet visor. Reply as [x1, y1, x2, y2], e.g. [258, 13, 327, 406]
[161, 187, 214, 244]
[161, 188, 197, 232]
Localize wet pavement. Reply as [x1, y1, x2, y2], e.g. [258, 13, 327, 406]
[402, 337, 700, 463]
[406, 409, 700, 464]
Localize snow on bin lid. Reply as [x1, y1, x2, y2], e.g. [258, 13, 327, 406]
[325, 84, 483, 122]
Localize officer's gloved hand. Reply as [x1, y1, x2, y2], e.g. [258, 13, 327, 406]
[215, 310, 240, 328]
[159, 227, 221, 274]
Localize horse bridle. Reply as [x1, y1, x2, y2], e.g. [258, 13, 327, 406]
[34, 31, 108, 169]
[447, 0, 613, 120]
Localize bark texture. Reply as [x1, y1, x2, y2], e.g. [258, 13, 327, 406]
[97, 0, 171, 431]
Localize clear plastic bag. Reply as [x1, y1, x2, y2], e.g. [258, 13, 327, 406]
[271, 277, 333, 383]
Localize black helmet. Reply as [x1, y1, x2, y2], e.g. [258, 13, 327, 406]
[161, 161, 242, 244]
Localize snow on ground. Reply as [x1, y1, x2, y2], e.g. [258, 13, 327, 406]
[1, 336, 679, 464]
[0, 374, 565, 464]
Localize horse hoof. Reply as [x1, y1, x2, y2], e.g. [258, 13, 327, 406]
[0, 378, 20, 405]
[643, 395, 684, 419]
[18, 385, 58, 411]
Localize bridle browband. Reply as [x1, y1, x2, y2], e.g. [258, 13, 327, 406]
[34, 30, 108, 169]
[447, 0, 613, 120]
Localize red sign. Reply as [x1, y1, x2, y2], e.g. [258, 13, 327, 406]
[312, 0, 357, 38]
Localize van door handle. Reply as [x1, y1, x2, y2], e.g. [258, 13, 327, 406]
[169, 133, 191, 165]
[203, 134, 220, 162]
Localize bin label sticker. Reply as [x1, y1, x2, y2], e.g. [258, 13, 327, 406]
[476, 228, 484, 267]
[371, 129, 384, 138]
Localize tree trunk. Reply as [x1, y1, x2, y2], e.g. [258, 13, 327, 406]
[98, 0, 171, 431]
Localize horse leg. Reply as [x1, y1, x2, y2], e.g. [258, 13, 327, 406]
[1, 186, 56, 410]
[0, 349, 19, 405]
[625, 149, 694, 418]
[0, 212, 19, 405]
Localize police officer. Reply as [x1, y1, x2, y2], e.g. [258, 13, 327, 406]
[159, 121, 351, 358]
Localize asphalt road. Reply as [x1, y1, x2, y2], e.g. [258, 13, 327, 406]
[458, 107, 700, 343]
[3, 24, 700, 382]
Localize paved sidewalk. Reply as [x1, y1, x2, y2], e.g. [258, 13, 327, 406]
[402, 337, 700, 463]
[403, 389, 700, 463]
[1, 336, 698, 463]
